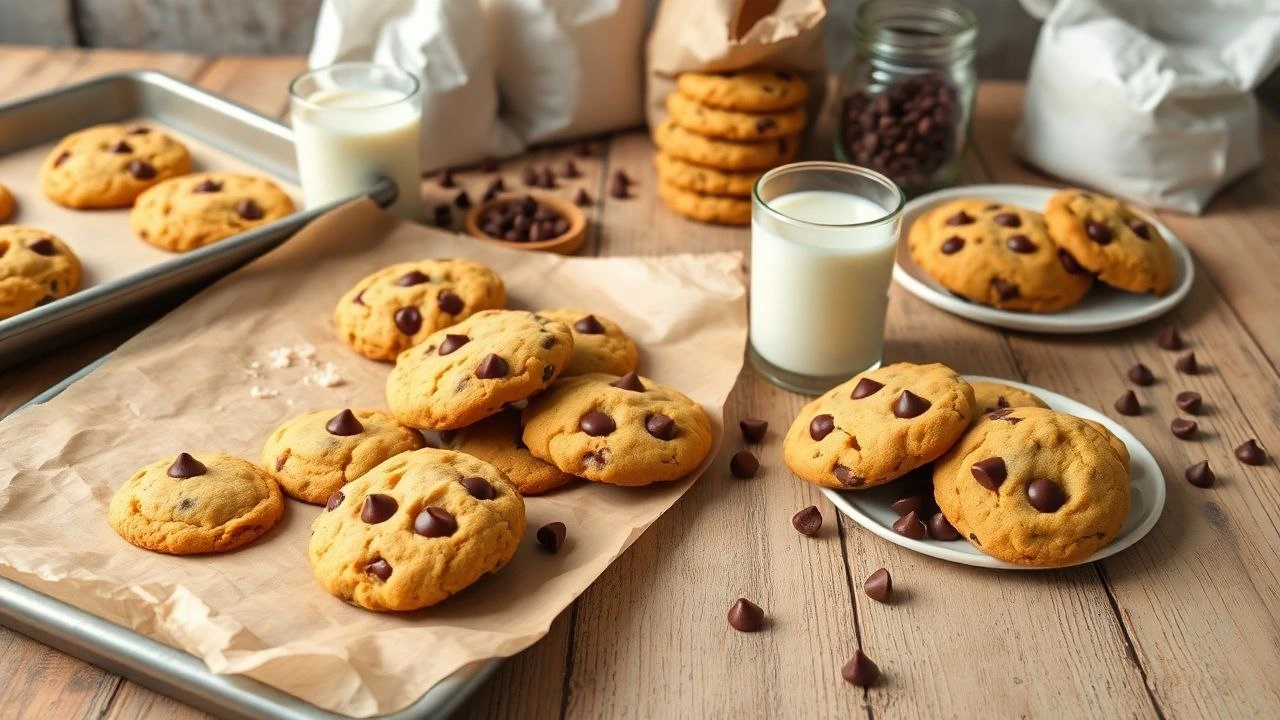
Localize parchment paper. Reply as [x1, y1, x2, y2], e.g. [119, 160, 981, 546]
[0, 199, 747, 717]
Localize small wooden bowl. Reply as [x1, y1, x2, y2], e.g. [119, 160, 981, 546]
[464, 193, 587, 255]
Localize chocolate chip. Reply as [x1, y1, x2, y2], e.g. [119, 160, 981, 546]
[127, 160, 156, 179]
[1026, 478, 1066, 512]
[27, 239, 57, 256]
[993, 212, 1022, 228]
[574, 188, 592, 207]
[1006, 234, 1037, 253]
[454, 190, 471, 209]
[562, 160, 581, 179]
[439, 333, 469, 355]
[1128, 363, 1154, 386]
[1175, 352, 1199, 374]
[325, 409, 363, 436]
[792, 506, 822, 536]
[166, 452, 206, 478]
[360, 494, 398, 524]
[890, 492, 929, 517]
[128, 126, 151, 135]
[522, 167, 539, 186]
[394, 307, 422, 335]
[396, 270, 429, 286]
[538, 166, 557, 189]
[1170, 417, 1197, 440]
[1185, 461, 1215, 488]
[891, 510, 927, 539]
[863, 568, 892, 602]
[476, 353, 509, 379]
[1085, 221, 1113, 244]
[433, 204, 454, 228]
[53, 151, 70, 167]
[365, 558, 392, 581]
[755, 117, 777, 134]
[574, 314, 605, 334]
[537, 522, 567, 553]
[928, 512, 960, 540]
[611, 372, 644, 392]
[645, 414, 675, 440]
[1175, 391, 1202, 414]
[1114, 390, 1141, 416]
[940, 236, 964, 254]
[892, 390, 931, 418]
[193, 179, 222, 193]
[1235, 439, 1267, 465]
[237, 199, 264, 220]
[1157, 326, 1184, 350]
[574, 140, 593, 157]
[809, 414, 835, 440]
[438, 168, 455, 188]
[833, 464, 864, 487]
[275, 454, 288, 472]
[580, 411, 615, 436]
[109, 140, 132, 154]
[325, 490, 344, 511]
[850, 378, 884, 399]
[459, 476, 495, 500]
[480, 157, 498, 172]
[1059, 249, 1089, 275]
[945, 211, 974, 226]
[414, 507, 457, 537]
[608, 173, 629, 199]
[991, 278, 1020, 301]
[1128, 219, 1151, 240]
[727, 598, 765, 632]
[740, 418, 768, 443]
[842, 649, 880, 687]
[542, 365, 555, 382]
[970, 457, 1006, 492]
[437, 290, 464, 314]
[730, 450, 759, 479]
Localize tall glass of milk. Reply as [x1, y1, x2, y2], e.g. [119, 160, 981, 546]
[750, 162, 905, 394]
[289, 62, 423, 220]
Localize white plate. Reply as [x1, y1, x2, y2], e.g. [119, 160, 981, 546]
[893, 184, 1194, 333]
[821, 376, 1166, 570]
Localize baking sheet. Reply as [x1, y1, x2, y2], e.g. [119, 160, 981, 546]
[0, 198, 748, 717]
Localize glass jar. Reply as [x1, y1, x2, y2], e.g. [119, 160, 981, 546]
[834, 0, 978, 198]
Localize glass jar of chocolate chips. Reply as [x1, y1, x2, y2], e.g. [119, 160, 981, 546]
[835, 0, 977, 197]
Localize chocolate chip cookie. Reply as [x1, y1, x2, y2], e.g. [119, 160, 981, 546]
[451, 410, 575, 495]
[970, 381, 1048, 415]
[0, 227, 82, 319]
[666, 92, 807, 141]
[308, 448, 525, 612]
[1044, 189, 1175, 295]
[653, 118, 798, 171]
[657, 179, 752, 225]
[386, 310, 574, 430]
[0, 182, 14, 222]
[909, 199, 1093, 312]
[932, 407, 1131, 567]
[537, 310, 639, 376]
[40, 124, 192, 208]
[335, 259, 507, 362]
[521, 372, 713, 486]
[783, 362, 976, 490]
[676, 71, 809, 113]
[131, 172, 294, 252]
[108, 452, 284, 554]
[655, 153, 760, 198]
[262, 408, 426, 504]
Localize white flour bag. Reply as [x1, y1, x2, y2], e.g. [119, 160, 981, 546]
[1016, 0, 1280, 213]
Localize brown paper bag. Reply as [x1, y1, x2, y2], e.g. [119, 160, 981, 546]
[644, 0, 828, 129]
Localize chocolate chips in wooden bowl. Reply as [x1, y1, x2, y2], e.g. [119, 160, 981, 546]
[465, 193, 586, 255]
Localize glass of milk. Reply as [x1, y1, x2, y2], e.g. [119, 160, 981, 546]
[289, 62, 423, 220]
[750, 162, 905, 394]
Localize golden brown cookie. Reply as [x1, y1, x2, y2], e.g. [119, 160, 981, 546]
[0, 227, 82, 319]
[308, 448, 526, 612]
[783, 362, 975, 490]
[657, 179, 752, 226]
[654, 153, 760, 198]
[108, 452, 284, 555]
[1044, 188, 1175, 295]
[521, 372, 713, 487]
[262, 408, 426, 504]
[666, 91, 807, 141]
[0, 182, 15, 222]
[335, 259, 507, 362]
[451, 410, 575, 495]
[932, 407, 1131, 567]
[131, 172, 294, 252]
[970, 381, 1048, 415]
[908, 199, 1093, 313]
[676, 70, 809, 112]
[653, 118, 798, 171]
[537, 310, 638, 376]
[386, 310, 574, 430]
[40, 124, 192, 209]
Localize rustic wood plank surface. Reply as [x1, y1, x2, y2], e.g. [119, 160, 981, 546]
[0, 48, 1277, 720]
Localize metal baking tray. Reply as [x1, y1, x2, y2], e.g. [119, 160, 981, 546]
[0, 71, 397, 370]
[1, 357, 502, 719]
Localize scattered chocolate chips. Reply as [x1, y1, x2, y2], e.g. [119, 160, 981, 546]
[574, 314, 605, 334]
[791, 506, 822, 536]
[573, 188, 592, 207]
[360, 494, 398, 524]
[1235, 439, 1267, 466]
[438, 334, 469, 356]
[1128, 219, 1151, 239]
[167, 452, 206, 478]
[863, 568, 892, 602]
[325, 491, 344, 511]
[945, 211, 974, 226]
[413, 507, 457, 537]
[1059, 249, 1089, 275]
[1185, 461, 1215, 488]
[433, 204, 454, 228]
[1170, 417, 1197, 440]
[460, 476, 495, 500]
[53, 151, 70, 167]
[537, 522, 567, 553]
[325, 409, 363, 436]
[730, 450, 759, 479]
[580, 411, 615, 437]
[275, 454, 288, 472]
[1114, 390, 1141, 416]
[522, 167, 539, 186]
[1175, 352, 1199, 375]
[993, 212, 1022, 228]
[538, 166, 557, 189]
[608, 171, 629, 199]
[1127, 363, 1155, 386]
[128, 126, 151, 135]
[892, 390, 931, 419]
[991, 278, 1020, 301]
[1175, 391, 1202, 414]
[940, 236, 964, 254]
[833, 465, 864, 488]
[562, 160, 581, 179]
[1085, 221, 1113, 245]
[397, 270, 429, 286]
[394, 306, 422, 335]
[755, 117, 777, 134]
[727, 598, 765, 632]
[842, 649, 880, 687]
[1006, 234, 1037, 253]
[1157, 326, 1184, 350]
[611, 372, 644, 392]
[645, 413, 675, 440]
[574, 140, 593, 157]
[365, 558, 392, 581]
[27, 239, 57, 256]
[542, 365, 555, 382]
[475, 353, 509, 379]
[970, 457, 1006, 492]
[1026, 478, 1066, 512]
[127, 160, 156, 180]
[890, 492, 929, 517]
[839, 73, 958, 191]
[850, 378, 884, 399]
[454, 190, 472, 209]
[740, 418, 768, 443]
[193, 179, 222, 193]
[891, 510, 927, 539]
[109, 140, 132, 154]
[237, 199, 264, 220]
[437, 290, 464, 314]
[809, 414, 835, 441]
[928, 512, 960, 540]
[438, 168, 456, 188]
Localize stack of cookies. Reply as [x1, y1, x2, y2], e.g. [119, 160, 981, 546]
[654, 70, 810, 225]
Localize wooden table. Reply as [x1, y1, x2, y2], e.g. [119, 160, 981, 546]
[2, 47, 1278, 720]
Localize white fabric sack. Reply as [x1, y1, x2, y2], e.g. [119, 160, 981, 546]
[309, 0, 522, 172]
[483, 0, 648, 144]
[1016, 0, 1280, 214]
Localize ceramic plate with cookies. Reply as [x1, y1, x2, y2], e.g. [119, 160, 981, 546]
[894, 184, 1194, 333]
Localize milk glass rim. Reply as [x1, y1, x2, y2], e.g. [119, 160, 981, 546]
[288, 61, 421, 113]
[752, 162, 905, 229]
